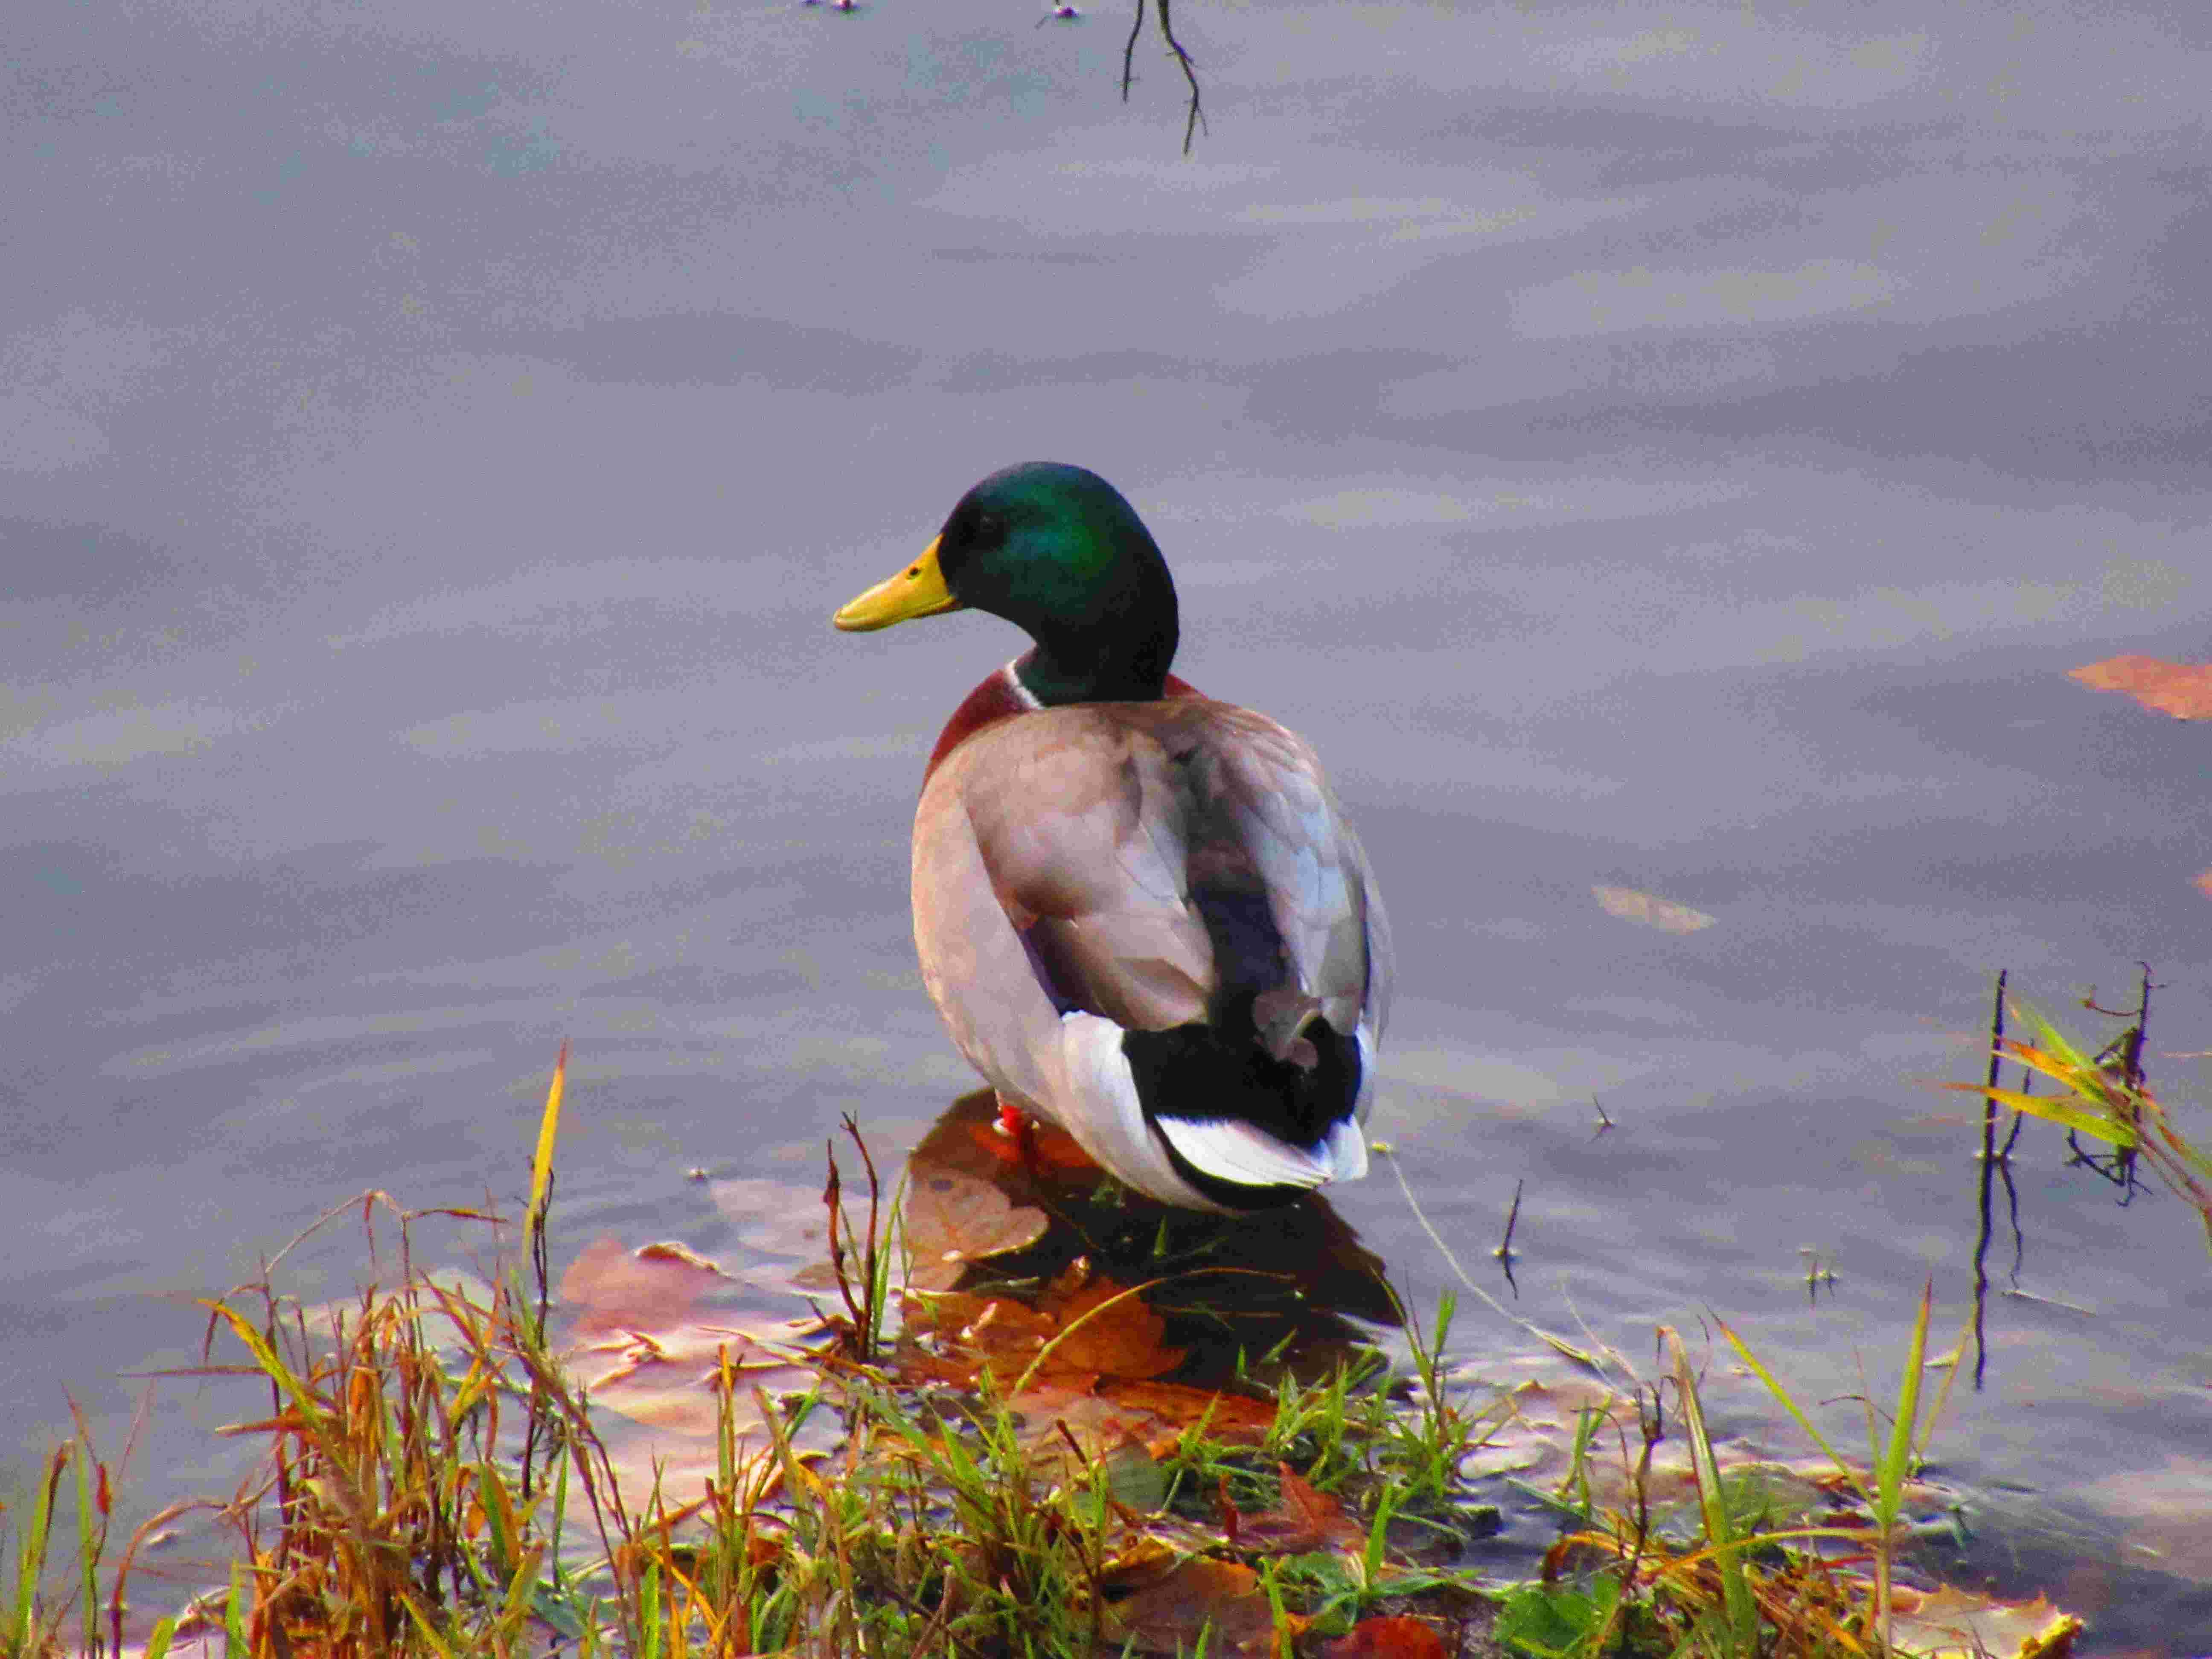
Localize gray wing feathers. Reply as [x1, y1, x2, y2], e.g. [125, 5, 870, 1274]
[929, 700, 1382, 1041]
[1191, 709, 1377, 1036]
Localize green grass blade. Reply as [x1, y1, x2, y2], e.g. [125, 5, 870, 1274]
[1664, 1327, 1756, 1648]
[640, 1559, 663, 1658]
[223, 1565, 248, 1654]
[9, 1444, 67, 1644]
[1941, 1083, 2130, 1144]
[1713, 1315, 1863, 1504]
[1874, 1281, 1933, 1522]
[72, 1440, 97, 1655]
[202, 1302, 332, 1432]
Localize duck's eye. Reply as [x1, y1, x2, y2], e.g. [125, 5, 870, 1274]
[907, 565, 921, 579]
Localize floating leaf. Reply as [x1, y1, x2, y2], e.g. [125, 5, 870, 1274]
[1591, 884, 1715, 934]
[1887, 1585, 2083, 1658]
[556, 1232, 830, 1497]
[899, 1165, 1049, 1291]
[2068, 654, 2212, 719]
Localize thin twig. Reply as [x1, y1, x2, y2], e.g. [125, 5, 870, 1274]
[1385, 1151, 1627, 1381]
[1493, 1179, 1523, 1298]
[2068, 963, 2157, 1197]
[1157, 0, 1207, 153]
[1119, 0, 1208, 154]
[1971, 969, 2007, 1391]
[2000, 1080, 2028, 1286]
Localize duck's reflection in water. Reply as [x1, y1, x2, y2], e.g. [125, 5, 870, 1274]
[893, 1090, 1401, 1396]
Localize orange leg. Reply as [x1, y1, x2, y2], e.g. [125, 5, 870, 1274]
[993, 1091, 1044, 1181]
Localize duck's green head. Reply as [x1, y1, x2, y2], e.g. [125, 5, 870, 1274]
[833, 462, 1180, 706]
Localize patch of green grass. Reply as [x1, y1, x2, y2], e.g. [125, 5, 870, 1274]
[3, 1051, 2095, 1659]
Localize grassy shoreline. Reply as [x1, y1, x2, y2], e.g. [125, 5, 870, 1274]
[9, 997, 2171, 1657]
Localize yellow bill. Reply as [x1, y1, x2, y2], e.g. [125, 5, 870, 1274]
[832, 535, 962, 632]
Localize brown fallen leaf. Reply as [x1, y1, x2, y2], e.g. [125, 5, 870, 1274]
[1045, 1268, 1186, 1381]
[900, 1265, 1186, 1387]
[1592, 884, 1715, 934]
[1323, 1615, 1449, 1659]
[899, 1165, 1049, 1291]
[1006, 1385, 1155, 1458]
[1233, 1464, 1366, 1556]
[1093, 1379, 1277, 1447]
[2068, 654, 2212, 719]
[997, 1377, 1277, 1467]
[1099, 1555, 1293, 1656]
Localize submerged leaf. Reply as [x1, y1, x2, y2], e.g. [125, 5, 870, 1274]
[1100, 1555, 1291, 1655]
[1234, 1464, 1365, 1556]
[561, 1235, 733, 1332]
[1591, 884, 1715, 934]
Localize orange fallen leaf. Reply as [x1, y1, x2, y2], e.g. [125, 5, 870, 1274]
[1323, 1615, 1449, 1659]
[899, 1266, 1184, 1387]
[1045, 1270, 1186, 1381]
[906, 1288, 1058, 1378]
[2068, 655, 2212, 719]
[2193, 871, 2212, 901]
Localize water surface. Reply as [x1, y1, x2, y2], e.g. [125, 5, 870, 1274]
[7, 0, 2212, 1648]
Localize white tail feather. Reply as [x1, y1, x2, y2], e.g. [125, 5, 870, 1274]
[1323, 1117, 1368, 1182]
[1152, 1116, 1338, 1190]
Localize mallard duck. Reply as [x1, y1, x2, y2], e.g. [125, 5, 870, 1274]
[832, 463, 1391, 1211]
